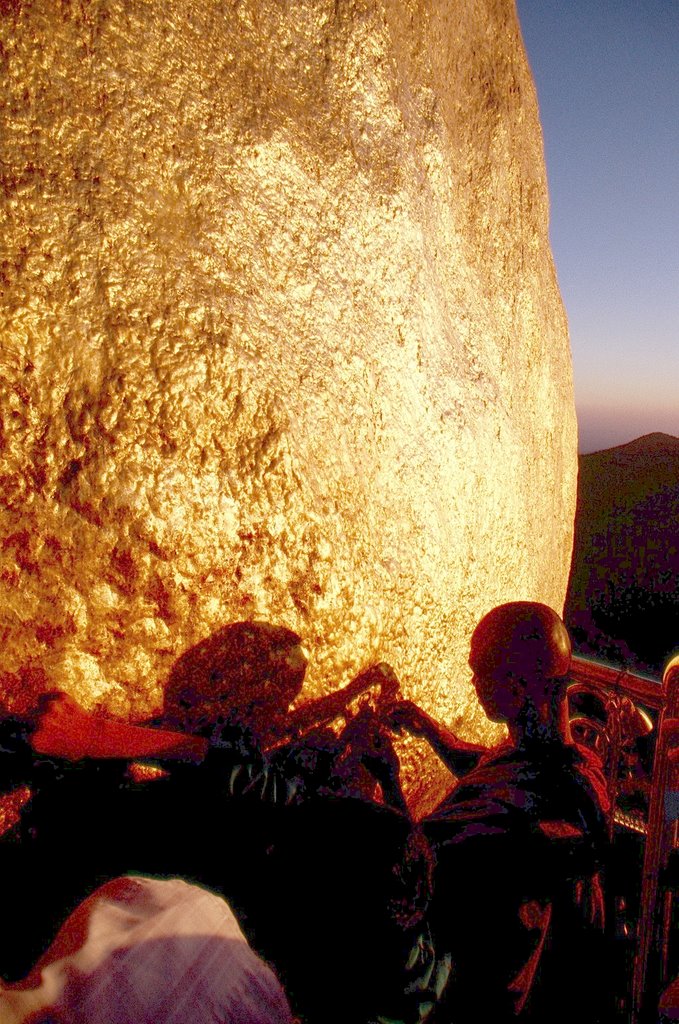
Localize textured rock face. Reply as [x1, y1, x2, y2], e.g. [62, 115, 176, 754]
[0, 0, 576, 805]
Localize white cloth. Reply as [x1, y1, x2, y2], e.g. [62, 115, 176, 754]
[0, 876, 293, 1024]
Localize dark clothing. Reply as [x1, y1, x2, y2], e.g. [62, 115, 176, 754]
[253, 796, 446, 1024]
[0, 713, 609, 1024]
[0, 721, 443, 1024]
[422, 739, 610, 1023]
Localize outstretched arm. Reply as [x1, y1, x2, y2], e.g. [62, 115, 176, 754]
[283, 662, 400, 741]
[339, 704, 409, 814]
[29, 692, 209, 764]
[388, 700, 487, 777]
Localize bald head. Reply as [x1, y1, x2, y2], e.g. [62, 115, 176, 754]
[470, 602, 571, 682]
[469, 602, 572, 727]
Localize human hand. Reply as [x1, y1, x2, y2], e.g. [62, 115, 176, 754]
[387, 700, 431, 737]
[343, 708, 401, 783]
[346, 662, 400, 702]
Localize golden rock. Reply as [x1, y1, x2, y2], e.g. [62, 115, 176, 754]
[0, 0, 576, 807]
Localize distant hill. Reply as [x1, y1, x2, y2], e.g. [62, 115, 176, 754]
[565, 433, 679, 674]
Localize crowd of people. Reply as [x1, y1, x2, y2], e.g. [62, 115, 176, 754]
[0, 602, 612, 1023]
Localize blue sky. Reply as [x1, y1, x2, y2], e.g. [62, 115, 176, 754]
[515, 0, 679, 453]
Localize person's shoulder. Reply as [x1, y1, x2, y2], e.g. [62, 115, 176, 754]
[423, 746, 534, 834]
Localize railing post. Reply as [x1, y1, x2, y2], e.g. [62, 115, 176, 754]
[631, 656, 679, 1024]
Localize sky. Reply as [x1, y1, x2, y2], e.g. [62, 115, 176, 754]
[515, 0, 679, 454]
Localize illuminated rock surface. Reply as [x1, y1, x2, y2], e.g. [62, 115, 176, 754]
[0, 0, 576, 809]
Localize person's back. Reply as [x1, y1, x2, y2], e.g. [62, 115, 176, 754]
[254, 795, 436, 1024]
[410, 603, 610, 1023]
[424, 737, 608, 1021]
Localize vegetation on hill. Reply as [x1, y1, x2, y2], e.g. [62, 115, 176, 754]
[565, 433, 679, 675]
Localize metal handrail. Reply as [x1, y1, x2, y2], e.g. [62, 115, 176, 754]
[631, 659, 679, 1024]
[570, 654, 663, 710]
[569, 655, 674, 1023]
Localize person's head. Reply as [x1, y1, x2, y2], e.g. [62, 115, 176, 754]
[469, 601, 571, 727]
[164, 621, 308, 733]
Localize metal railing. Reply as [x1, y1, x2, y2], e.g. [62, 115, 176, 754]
[567, 654, 679, 1022]
[570, 654, 662, 710]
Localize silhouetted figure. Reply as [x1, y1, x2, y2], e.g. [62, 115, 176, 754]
[255, 795, 441, 1024]
[162, 622, 309, 748]
[161, 620, 398, 754]
[392, 602, 610, 1024]
[0, 620, 427, 1023]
